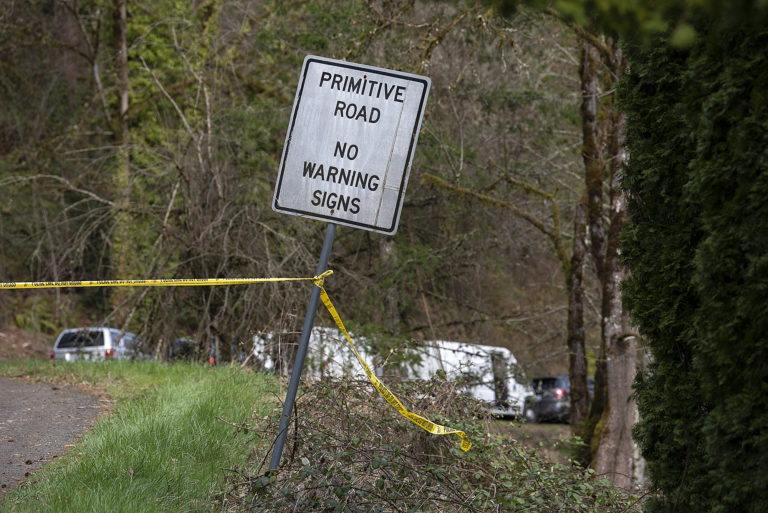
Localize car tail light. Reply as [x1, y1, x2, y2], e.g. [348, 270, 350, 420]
[555, 388, 565, 399]
[50, 352, 55, 360]
[105, 349, 115, 358]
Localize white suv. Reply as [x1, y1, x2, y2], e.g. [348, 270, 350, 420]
[51, 327, 140, 362]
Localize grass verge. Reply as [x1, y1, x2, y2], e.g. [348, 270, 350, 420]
[0, 360, 281, 513]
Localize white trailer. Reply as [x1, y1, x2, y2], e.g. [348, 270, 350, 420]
[402, 340, 529, 417]
[251, 329, 528, 417]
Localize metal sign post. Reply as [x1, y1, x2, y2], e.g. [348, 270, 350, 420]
[269, 222, 336, 472]
[269, 55, 430, 471]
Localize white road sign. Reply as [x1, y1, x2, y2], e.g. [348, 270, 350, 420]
[273, 55, 431, 235]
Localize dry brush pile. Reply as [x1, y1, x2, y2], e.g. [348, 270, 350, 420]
[221, 376, 643, 512]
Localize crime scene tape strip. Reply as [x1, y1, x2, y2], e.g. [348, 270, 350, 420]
[0, 273, 330, 289]
[312, 274, 471, 452]
[0, 270, 470, 451]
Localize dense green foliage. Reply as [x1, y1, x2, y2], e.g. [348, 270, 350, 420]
[500, 0, 768, 46]
[621, 14, 768, 513]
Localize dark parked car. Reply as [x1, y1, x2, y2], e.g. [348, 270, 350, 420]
[167, 337, 199, 361]
[166, 337, 221, 365]
[522, 374, 594, 423]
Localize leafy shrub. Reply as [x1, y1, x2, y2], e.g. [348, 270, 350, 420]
[223, 377, 641, 512]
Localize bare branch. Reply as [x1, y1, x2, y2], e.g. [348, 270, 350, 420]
[421, 173, 570, 274]
[1, 174, 115, 207]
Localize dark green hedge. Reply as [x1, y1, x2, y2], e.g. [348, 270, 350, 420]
[621, 18, 768, 513]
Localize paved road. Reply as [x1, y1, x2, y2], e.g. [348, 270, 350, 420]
[0, 377, 103, 494]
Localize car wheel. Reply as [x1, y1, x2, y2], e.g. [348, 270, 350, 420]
[523, 406, 537, 423]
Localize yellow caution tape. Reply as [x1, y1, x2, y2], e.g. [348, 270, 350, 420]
[0, 275, 323, 289]
[312, 274, 471, 452]
[0, 270, 470, 451]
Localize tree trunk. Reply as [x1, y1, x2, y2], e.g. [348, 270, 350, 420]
[580, 39, 606, 281]
[593, 178, 633, 484]
[576, 37, 641, 487]
[589, 52, 641, 487]
[568, 198, 589, 430]
[570, 35, 603, 452]
[592, 291, 636, 488]
[592, 182, 636, 486]
[110, 0, 132, 321]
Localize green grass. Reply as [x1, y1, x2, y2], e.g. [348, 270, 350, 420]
[0, 360, 281, 512]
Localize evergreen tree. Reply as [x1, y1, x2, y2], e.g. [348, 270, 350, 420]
[622, 15, 768, 513]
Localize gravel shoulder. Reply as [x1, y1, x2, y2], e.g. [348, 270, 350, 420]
[0, 377, 105, 495]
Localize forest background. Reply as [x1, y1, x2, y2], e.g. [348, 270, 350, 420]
[3, 0, 644, 483]
[0, 1, 587, 378]
[3, 1, 768, 509]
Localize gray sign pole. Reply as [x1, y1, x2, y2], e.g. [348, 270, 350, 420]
[269, 222, 336, 472]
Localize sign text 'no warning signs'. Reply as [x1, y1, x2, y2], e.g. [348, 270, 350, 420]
[273, 56, 430, 235]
